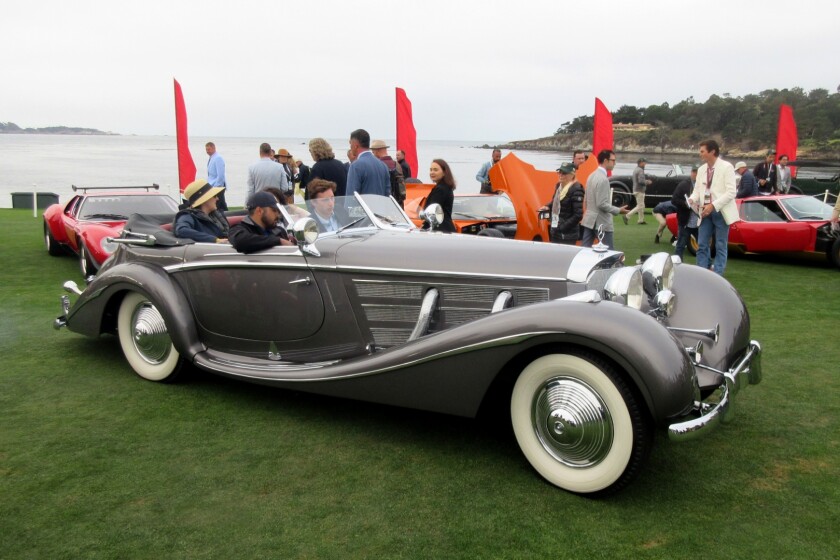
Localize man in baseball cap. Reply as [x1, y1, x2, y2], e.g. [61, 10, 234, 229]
[229, 191, 294, 253]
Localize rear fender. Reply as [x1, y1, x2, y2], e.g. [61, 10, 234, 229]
[65, 262, 203, 360]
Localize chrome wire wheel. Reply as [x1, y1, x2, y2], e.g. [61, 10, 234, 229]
[511, 353, 652, 495]
[117, 292, 182, 382]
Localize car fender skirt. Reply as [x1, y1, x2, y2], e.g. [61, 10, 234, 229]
[65, 262, 204, 360]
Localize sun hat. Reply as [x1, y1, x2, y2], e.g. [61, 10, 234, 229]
[370, 140, 389, 150]
[734, 161, 748, 171]
[556, 162, 575, 174]
[183, 179, 225, 209]
[277, 148, 292, 157]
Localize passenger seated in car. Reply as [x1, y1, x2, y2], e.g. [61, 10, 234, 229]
[307, 179, 347, 233]
[229, 191, 295, 254]
[174, 179, 230, 243]
[263, 187, 310, 229]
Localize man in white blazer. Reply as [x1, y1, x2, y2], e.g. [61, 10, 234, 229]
[689, 139, 739, 275]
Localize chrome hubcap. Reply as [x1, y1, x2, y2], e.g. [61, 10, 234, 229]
[532, 377, 613, 468]
[130, 302, 172, 365]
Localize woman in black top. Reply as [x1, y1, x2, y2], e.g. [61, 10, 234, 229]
[424, 158, 457, 233]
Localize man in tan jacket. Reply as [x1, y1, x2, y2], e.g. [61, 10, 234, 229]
[689, 139, 738, 275]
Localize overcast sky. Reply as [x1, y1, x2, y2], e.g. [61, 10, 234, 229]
[3, 0, 837, 143]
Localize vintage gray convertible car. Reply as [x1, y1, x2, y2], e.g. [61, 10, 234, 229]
[54, 194, 762, 495]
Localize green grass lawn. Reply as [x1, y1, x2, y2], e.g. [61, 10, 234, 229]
[1, 209, 838, 559]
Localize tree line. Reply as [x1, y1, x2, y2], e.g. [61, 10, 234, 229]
[555, 87, 840, 153]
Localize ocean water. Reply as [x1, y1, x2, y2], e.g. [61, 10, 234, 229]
[0, 134, 694, 209]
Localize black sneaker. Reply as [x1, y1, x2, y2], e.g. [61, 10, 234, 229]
[654, 234, 660, 244]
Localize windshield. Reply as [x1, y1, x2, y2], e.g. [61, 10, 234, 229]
[452, 194, 516, 220]
[79, 194, 179, 220]
[779, 196, 833, 221]
[283, 194, 414, 235]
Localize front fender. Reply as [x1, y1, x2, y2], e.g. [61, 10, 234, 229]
[65, 262, 204, 360]
[667, 264, 752, 372]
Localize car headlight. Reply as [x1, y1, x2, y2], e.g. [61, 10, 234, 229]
[604, 267, 644, 310]
[100, 237, 118, 254]
[641, 252, 674, 297]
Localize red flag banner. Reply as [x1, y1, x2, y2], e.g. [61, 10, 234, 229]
[592, 98, 614, 177]
[775, 104, 798, 178]
[174, 78, 196, 192]
[395, 87, 418, 180]
[592, 98, 614, 156]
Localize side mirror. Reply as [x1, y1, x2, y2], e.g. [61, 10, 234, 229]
[420, 203, 444, 229]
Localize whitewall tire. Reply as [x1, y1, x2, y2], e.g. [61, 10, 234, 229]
[511, 353, 651, 494]
[117, 292, 183, 382]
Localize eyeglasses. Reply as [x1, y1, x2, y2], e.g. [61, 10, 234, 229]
[608, 158, 616, 162]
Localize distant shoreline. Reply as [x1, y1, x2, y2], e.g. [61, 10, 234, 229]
[0, 122, 117, 136]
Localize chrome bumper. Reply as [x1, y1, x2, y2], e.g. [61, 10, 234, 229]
[668, 340, 762, 442]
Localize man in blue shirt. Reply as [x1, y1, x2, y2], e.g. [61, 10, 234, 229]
[345, 129, 389, 199]
[205, 142, 228, 210]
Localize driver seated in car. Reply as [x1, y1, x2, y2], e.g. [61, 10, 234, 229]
[229, 191, 294, 254]
[307, 179, 347, 233]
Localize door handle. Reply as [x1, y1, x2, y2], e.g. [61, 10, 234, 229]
[289, 277, 312, 286]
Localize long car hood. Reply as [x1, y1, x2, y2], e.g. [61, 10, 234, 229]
[331, 229, 611, 282]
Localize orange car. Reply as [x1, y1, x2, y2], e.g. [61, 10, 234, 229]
[406, 153, 596, 241]
[404, 183, 517, 238]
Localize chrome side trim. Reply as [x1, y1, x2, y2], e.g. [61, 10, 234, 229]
[408, 288, 439, 341]
[164, 260, 308, 273]
[164, 258, 571, 283]
[340, 265, 567, 282]
[197, 331, 560, 382]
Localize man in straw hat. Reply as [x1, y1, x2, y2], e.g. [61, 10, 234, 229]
[174, 179, 229, 243]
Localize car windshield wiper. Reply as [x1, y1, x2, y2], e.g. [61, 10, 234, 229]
[83, 213, 129, 220]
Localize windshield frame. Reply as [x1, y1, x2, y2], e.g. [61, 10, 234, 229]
[281, 193, 416, 236]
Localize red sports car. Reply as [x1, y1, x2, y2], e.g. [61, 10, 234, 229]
[666, 194, 840, 269]
[43, 185, 179, 276]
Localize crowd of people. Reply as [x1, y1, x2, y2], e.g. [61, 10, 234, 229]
[174, 133, 832, 278]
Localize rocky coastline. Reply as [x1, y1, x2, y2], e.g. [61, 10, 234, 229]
[0, 121, 116, 135]
[491, 131, 840, 161]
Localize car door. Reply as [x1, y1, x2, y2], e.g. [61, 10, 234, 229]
[174, 243, 325, 343]
[735, 200, 812, 252]
[61, 196, 83, 250]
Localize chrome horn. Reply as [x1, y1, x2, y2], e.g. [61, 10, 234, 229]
[668, 323, 720, 344]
